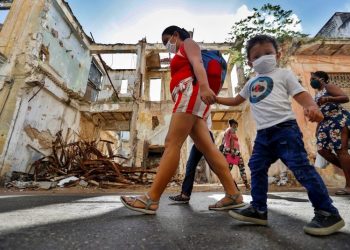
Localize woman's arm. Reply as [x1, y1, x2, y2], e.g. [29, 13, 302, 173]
[230, 133, 235, 150]
[293, 91, 324, 122]
[184, 39, 216, 105]
[216, 95, 246, 106]
[319, 84, 350, 105]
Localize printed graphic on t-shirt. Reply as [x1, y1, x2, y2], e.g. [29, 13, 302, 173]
[249, 76, 274, 103]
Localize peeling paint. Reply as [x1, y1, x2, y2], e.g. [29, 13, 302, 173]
[24, 125, 54, 149]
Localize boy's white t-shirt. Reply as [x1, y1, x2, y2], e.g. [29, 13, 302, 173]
[239, 68, 305, 130]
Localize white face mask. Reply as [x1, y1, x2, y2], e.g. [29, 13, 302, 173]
[166, 36, 177, 54]
[252, 54, 277, 74]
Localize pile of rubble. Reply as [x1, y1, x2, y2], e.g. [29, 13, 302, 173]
[6, 131, 159, 190]
[268, 170, 301, 187]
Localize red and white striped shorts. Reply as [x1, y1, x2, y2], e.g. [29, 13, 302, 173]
[172, 77, 210, 119]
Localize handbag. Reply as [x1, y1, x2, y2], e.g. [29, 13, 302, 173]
[314, 153, 328, 169]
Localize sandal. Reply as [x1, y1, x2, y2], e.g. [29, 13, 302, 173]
[208, 193, 245, 211]
[335, 189, 350, 196]
[120, 193, 159, 215]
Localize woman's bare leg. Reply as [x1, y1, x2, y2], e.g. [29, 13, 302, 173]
[123, 113, 196, 209]
[190, 118, 242, 203]
[335, 127, 350, 190]
[318, 149, 341, 167]
[148, 113, 197, 200]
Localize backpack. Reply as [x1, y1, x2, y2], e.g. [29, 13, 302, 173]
[197, 50, 228, 95]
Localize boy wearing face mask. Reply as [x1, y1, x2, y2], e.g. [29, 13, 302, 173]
[216, 35, 345, 236]
[222, 119, 250, 190]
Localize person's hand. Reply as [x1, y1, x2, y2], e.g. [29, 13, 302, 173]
[304, 106, 324, 123]
[200, 86, 216, 105]
[317, 96, 330, 106]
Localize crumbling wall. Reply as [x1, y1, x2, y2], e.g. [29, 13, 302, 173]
[135, 102, 171, 162]
[40, 0, 91, 95]
[143, 71, 172, 101]
[79, 113, 100, 141]
[79, 114, 118, 154]
[98, 69, 137, 101]
[0, 0, 95, 177]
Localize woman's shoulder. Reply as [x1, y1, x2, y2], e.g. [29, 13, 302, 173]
[183, 37, 195, 45]
[183, 38, 200, 52]
[224, 127, 232, 134]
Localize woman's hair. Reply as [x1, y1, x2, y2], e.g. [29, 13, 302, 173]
[162, 26, 190, 40]
[229, 119, 238, 127]
[246, 34, 279, 60]
[313, 71, 329, 83]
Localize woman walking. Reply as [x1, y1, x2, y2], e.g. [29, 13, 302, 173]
[120, 26, 244, 214]
[311, 71, 350, 195]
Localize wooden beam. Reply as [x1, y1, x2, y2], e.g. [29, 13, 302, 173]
[90, 43, 138, 54]
[211, 106, 242, 113]
[212, 112, 225, 121]
[81, 102, 134, 113]
[103, 120, 130, 131]
[121, 112, 129, 120]
[145, 42, 233, 53]
[111, 112, 119, 121]
[294, 39, 350, 56]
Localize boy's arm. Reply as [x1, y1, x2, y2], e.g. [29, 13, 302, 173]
[216, 95, 246, 106]
[293, 91, 324, 123]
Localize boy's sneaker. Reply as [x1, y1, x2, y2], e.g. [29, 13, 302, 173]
[228, 205, 268, 225]
[168, 193, 190, 204]
[303, 210, 345, 236]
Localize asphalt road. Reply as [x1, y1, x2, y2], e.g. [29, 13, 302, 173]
[0, 191, 349, 250]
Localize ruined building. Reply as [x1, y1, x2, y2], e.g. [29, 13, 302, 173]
[0, 0, 239, 184]
[0, 0, 349, 188]
[316, 12, 350, 38]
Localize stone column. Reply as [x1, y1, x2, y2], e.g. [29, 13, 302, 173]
[129, 39, 146, 167]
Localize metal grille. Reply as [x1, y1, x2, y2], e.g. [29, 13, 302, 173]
[327, 73, 350, 111]
[328, 73, 350, 88]
[88, 61, 103, 90]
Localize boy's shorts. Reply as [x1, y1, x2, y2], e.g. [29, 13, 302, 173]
[172, 77, 210, 119]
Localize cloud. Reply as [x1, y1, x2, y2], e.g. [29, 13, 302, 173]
[96, 5, 254, 44]
[289, 14, 303, 32]
[97, 4, 303, 71]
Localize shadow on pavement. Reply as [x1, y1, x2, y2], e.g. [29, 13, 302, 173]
[267, 193, 309, 202]
[0, 192, 348, 250]
[0, 194, 100, 214]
